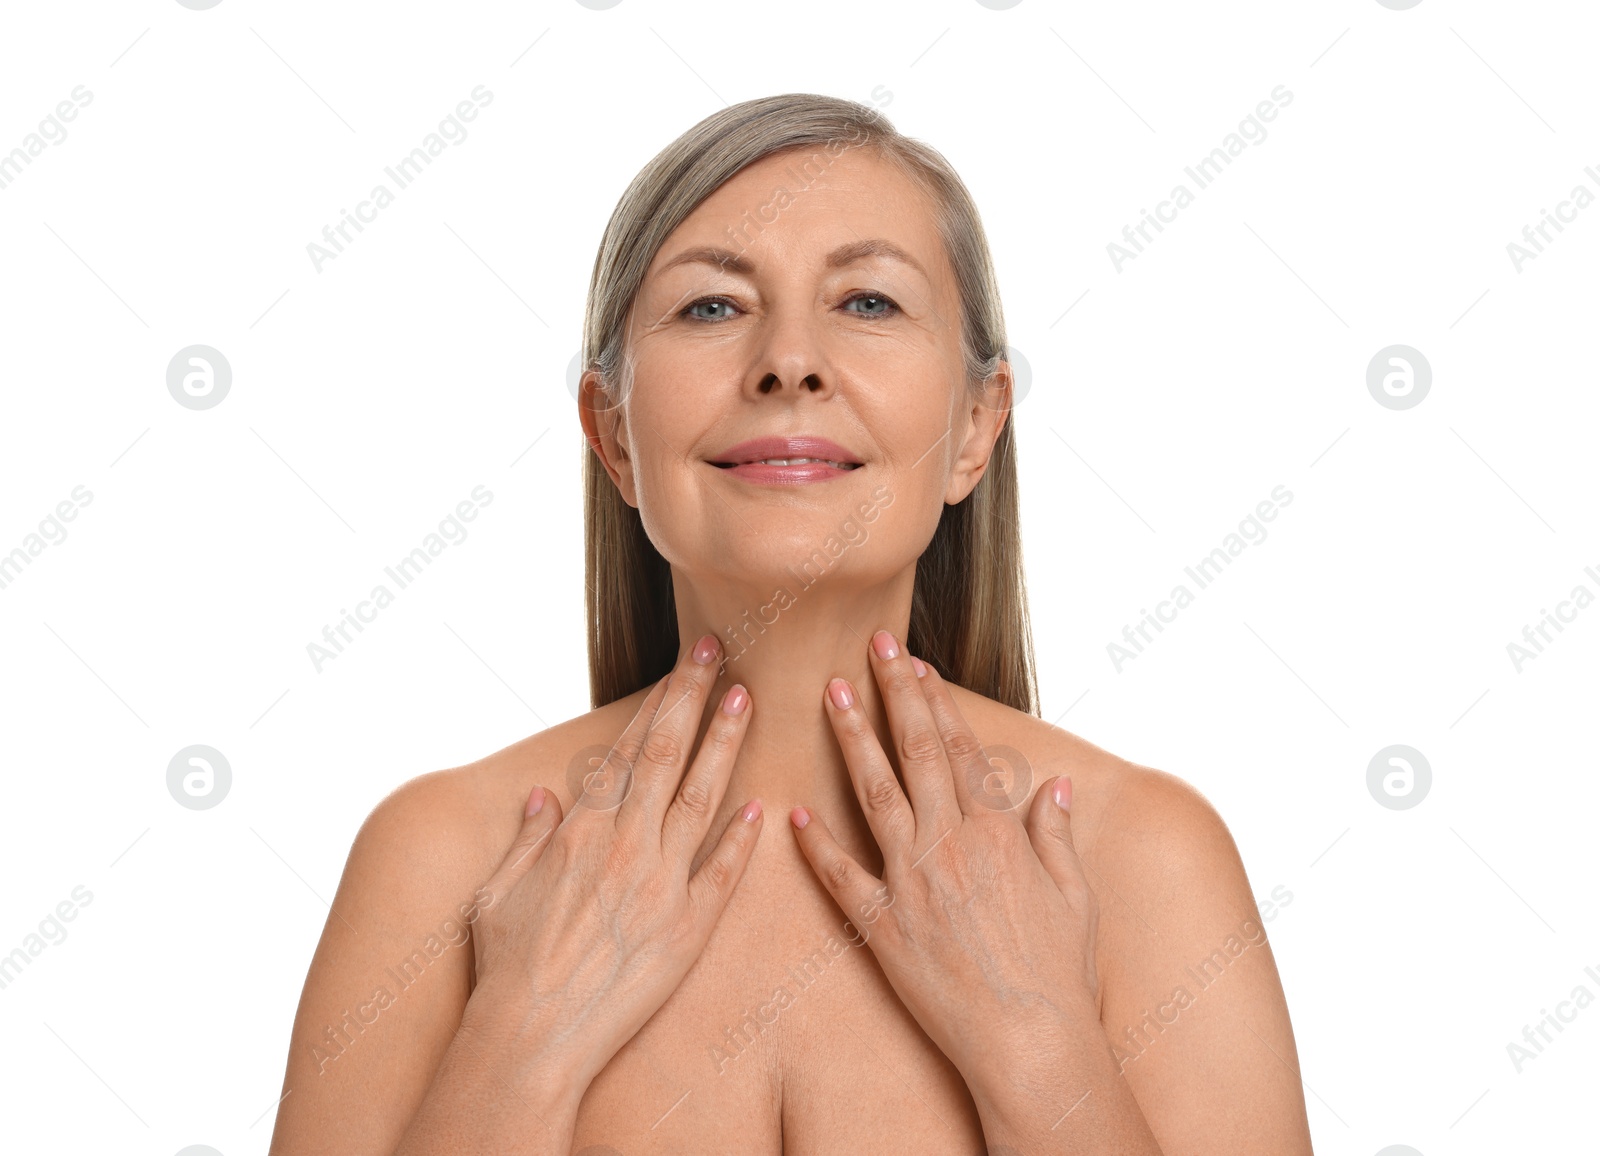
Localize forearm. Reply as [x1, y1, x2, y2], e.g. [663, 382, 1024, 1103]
[965, 999, 1164, 1154]
[392, 1001, 586, 1156]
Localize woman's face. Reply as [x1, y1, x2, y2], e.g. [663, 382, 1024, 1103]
[583, 143, 1009, 590]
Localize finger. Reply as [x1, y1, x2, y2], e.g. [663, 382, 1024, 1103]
[617, 675, 672, 758]
[575, 675, 671, 814]
[821, 676, 915, 863]
[867, 629, 960, 830]
[479, 784, 566, 907]
[662, 682, 753, 862]
[912, 659, 1018, 820]
[617, 633, 725, 833]
[789, 806, 893, 942]
[1025, 775, 1089, 901]
[686, 797, 765, 934]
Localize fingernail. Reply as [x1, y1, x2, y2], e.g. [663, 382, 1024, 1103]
[692, 633, 720, 665]
[722, 684, 749, 715]
[526, 785, 545, 817]
[790, 806, 810, 829]
[827, 678, 855, 710]
[1052, 776, 1072, 812]
[911, 656, 926, 678]
[742, 798, 763, 823]
[871, 630, 899, 660]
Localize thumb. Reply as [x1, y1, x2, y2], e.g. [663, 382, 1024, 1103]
[1025, 775, 1086, 897]
[481, 784, 564, 907]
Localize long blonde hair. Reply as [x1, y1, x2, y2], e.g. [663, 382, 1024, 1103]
[580, 93, 1037, 716]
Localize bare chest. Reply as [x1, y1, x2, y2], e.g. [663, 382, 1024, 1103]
[565, 857, 988, 1155]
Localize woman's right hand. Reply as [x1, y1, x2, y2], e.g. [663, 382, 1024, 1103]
[453, 632, 761, 1121]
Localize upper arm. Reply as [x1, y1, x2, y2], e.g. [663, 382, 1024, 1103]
[267, 768, 511, 1156]
[1087, 767, 1314, 1155]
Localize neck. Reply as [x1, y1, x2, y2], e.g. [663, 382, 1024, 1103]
[671, 564, 913, 829]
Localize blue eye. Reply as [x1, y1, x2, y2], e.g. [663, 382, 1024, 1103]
[844, 292, 898, 317]
[680, 293, 899, 321]
[682, 297, 738, 321]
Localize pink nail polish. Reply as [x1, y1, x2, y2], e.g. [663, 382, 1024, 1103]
[722, 684, 749, 715]
[911, 656, 926, 678]
[827, 678, 855, 710]
[871, 630, 899, 660]
[1053, 776, 1072, 812]
[742, 798, 763, 823]
[790, 806, 810, 829]
[692, 633, 719, 665]
[525, 785, 545, 817]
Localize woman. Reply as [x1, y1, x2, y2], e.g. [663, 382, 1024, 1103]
[268, 93, 1313, 1154]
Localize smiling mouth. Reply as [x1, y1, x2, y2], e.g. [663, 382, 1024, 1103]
[707, 436, 865, 481]
[712, 457, 861, 470]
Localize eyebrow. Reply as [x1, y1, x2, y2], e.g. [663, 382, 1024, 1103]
[654, 237, 929, 281]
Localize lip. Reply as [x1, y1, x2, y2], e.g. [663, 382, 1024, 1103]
[708, 436, 864, 486]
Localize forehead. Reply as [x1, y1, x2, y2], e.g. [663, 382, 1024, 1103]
[648, 144, 948, 280]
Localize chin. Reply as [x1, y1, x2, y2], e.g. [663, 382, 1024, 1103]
[713, 526, 889, 595]
[652, 477, 904, 587]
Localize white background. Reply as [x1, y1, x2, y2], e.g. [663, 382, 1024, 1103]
[1, 1, 1596, 1153]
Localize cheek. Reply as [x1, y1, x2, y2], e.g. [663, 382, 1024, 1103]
[622, 368, 733, 567]
[869, 407, 972, 550]
[856, 374, 965, 483]
[629, 443, 704, 568]
[876, 467, 952, 561]
[624, 369, 703, 487]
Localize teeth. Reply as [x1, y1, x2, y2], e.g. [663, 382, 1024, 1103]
[753, 458, 853, 467]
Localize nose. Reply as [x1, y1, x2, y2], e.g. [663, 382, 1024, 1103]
[755, 369, 823, 395]
[744, 302, 833, 399]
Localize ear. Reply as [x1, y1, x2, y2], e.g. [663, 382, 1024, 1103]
[943, 360, 1012, 505]
[578, 367, 639, 508]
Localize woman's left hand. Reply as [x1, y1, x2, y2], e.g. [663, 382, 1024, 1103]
[789, 629, 1100, 1108]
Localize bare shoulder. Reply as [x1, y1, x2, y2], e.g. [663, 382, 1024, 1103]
[360, 684, 655, 871]
[267, 690, 650, 1156]
[948, 685, 1258, 962]
[949, 688, 1312, 1151]
[946, 684, 1233, 867]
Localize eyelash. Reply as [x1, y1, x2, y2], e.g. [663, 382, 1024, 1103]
[679, 291, 901, 322]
